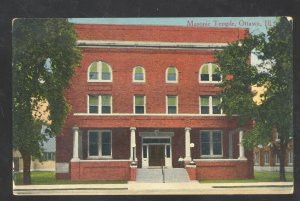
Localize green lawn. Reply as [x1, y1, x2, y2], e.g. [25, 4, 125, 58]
[14, 171, 294, 185]
[200, 172, 294, 183]
[14, 171, 127, 185]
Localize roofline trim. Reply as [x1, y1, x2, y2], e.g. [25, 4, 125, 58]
[76, 40, 228, 50]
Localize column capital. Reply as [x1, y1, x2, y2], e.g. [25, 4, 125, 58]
[185, 127, 191, 131]
[130, 127, 136, 131]
[73, 126, 79, 131]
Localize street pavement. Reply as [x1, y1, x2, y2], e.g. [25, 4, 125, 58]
[13, 181, 294, 195]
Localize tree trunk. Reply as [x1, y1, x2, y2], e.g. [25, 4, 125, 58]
[279, 142, 287, 182]
[20, 150, 31, 185]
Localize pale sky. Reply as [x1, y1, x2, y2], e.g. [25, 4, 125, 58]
[69, 17, 276, 35]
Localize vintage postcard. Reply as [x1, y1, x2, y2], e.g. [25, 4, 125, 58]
[12, 17, 293, 195]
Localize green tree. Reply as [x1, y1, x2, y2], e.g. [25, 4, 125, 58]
[12, 19, 81, 184]
[216, 17, 292, 181]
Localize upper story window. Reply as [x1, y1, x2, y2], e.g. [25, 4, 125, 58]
[200, 130, 223, 157]
[166, 67, 178, 83]
[88, 95, 112, 114]
[199, 63, 221, 83]
[133, 66, 145, 82]
[88, 130, 112, 158]
[134, 95, 145, 114]
[88, 61, 112, 82]
[200, 96, 222, 115]
[166, 96, 178, 114]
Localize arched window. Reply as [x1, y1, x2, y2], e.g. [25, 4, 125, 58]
[133, 66, 145, 82]
[166, 67, 178, 83]
[88, 61, 112, 82]
[199, 63, 221, 83]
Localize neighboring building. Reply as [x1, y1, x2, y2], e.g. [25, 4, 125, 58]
[253, 134, 293, 173]
[13, 100, 56, 172]
[251, 86, 293, 172]
[56, 24, 254, 181]
[13, 135, 56, 172]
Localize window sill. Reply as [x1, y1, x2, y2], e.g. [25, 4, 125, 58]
[88, 81, 113, 84]
[200, 155, 223, 159]
[200, 114, 224, 116]
[133, 81, 145, 84]
[199, 81, 222, 84]
[87, 157, 113, 160]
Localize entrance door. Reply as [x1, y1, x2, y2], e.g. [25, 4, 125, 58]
[149, 145, 165, 166]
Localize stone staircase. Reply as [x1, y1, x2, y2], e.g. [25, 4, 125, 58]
[136, 168, 190, 183]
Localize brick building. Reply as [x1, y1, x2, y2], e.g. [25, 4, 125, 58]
[56, 24, 254, 181]
[253, 133, 293, 173]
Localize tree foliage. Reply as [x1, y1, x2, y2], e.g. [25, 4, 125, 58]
[216, 17, 293, 181]
[12, 19, 81, 184]
[216, 34, 265, 126]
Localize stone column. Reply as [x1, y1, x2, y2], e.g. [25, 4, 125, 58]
[238, 130, 246, 160]
[184, 127, 191, 161]
[71, 126, 80, 161]
[130, 127, 136, 161]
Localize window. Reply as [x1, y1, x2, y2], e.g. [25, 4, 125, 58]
[88, 61, 112, 82]
[166, 67, 178, 83]
[288, 150, 293, 164]
[89, 95, 99, 113]
[199, 63, 221, 83]
[212, 97, 221, 114]
[167, 96, 178, 114]
[88, 95, 112, 114]
[134, 95, 145, 114]
[42, 152, 55, 161]
[275, 153, 280, 165]
[200, 96, 222, 115]
[143, 145, 147, 158]
[166, 145, 171, 158]
[264, 152, 270, 165]
[200, 96, 209, 114]
[200, 130, 223, 157]
[101, 95, 112, 114]
[88, 130, 112, 158]
[143, 138, 171, 144]
[133, 66, 145, 82]
[254, 152, 260, 165]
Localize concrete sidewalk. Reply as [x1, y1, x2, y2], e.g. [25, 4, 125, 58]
[13, 181, 294, 195]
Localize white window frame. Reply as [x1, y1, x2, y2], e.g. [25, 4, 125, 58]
[275, 153, 280, 165]
[166, 67, 178, 83]
[200, 130, 223, 158]
[87, 130, 112, 159]
[254, 152, 260, 165]
[133, 95, 146, 114]
[288, 149, 293, 165]
[87, 95, 112, 114]
[132, 66, 146, 83]
[166, 95, 178, 114]
[199, 63, 222, 83]
[199, 96, 223, 115]
[264, 152, 270, 165]
[87, 61, 113, 82]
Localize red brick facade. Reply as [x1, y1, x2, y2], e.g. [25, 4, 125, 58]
[56, 24, 253, 181]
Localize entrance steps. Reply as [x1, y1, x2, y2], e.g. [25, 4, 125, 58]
[136, 168, 190, 183]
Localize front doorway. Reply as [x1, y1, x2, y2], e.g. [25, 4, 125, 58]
[149, 145, 165, 166]
[141, 136, 172, 168]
